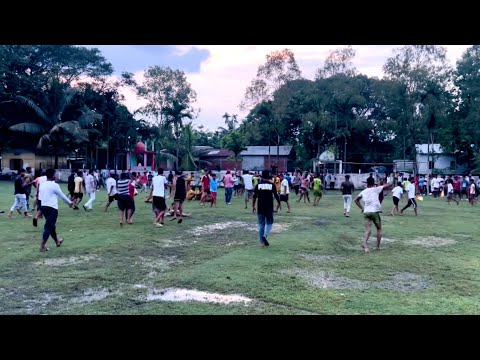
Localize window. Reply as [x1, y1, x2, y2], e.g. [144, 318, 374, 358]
[429, 161, 434, 170]
[9, 159, 23, 171]
[450, 161, 456, 170]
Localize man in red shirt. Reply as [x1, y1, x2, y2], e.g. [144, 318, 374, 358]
[200, 170, 211, 206]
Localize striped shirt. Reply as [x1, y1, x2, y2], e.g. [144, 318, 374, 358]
[117, 179, 130, 195]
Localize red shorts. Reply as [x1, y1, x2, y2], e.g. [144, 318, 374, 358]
[211, 191, 217, 199]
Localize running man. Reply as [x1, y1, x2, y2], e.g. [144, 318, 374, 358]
[7, 168, 30, 219]
[83, 169, 96, 211]
[446, 179, 459, 205]
[104, 172, 118, 211]
[252, 170, 281, 247]
[170, 171, 186, 223]
[390, 182, 403, 216]
[276, 173, 291, 213]
[340, 174, 354, 216]
[38, 168, 78, 252]
[72, 170, 85, 207]
[354, 176, 393, 253]
[400, 177, 418, 216]
[312, 174, 322, 207]
[150, 168, 168, 227]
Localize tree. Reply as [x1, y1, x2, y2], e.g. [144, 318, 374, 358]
[240, 48, 302, 111]
[135, 66, 198, 125]
[181, 122, 197, 170]
[449, 45, 480, 170]
[383, 45, 453, 173]
[222, 131, 245, 160]
[315, 45, 357, 79]
[162, 100, 194, 169]
[218, 112, 238, 134]
[8, 80, 100, 168]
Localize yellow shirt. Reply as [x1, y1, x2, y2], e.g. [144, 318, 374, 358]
[74, 176, 83, 193]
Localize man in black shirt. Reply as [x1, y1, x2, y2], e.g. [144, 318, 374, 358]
[67, 169, 76, 200]
[171, 171, 186, 224]
[7, 168, 30, 218]
[340, 174, 355, 217]
[252, 170, 281, 247]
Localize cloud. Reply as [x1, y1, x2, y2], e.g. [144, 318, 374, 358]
[111, 45, 471, 132]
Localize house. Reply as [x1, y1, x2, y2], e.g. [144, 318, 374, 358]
[415, 144, 466, 175]
[1, 149, 68, 174]
[240, 146, 294, 173]
[197, 148, 240, 171]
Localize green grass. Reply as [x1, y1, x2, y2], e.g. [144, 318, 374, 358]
[1, 181, 479, 314]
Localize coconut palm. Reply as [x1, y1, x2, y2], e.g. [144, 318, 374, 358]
[181, 122, 198, 170]
[161, 100, 193, 169]
[9, 80, 100, 168]
[218, 112, 238, 134]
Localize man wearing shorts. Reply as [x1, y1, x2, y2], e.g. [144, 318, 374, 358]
[242, 170, 254, 209]
[400, 177, 418, 216]
[276, 173, 291, 213]
[104, 172, 118, 211]
[390, 183, 403, 216]
[354, 176, 393, 253]
[170, 171, 186, 223]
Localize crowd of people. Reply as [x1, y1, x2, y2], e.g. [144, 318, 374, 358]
[3, 166, 479, 253]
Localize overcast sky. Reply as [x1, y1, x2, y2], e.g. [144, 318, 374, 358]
[86, 45, 471, 131]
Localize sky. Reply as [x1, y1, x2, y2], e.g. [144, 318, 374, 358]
[86, 45, 471, 131]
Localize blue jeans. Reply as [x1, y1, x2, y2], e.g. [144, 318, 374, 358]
[41, 206, 58, 243]
[257, 212, 274, 244]
[225, 187, 233, 203]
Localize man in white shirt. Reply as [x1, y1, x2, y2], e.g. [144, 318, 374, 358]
[150, 167, 168, 227]
[276, 173, 291, 213]
[242, 170, 254, 210]
[446, 179, 459, 205]
[390, 184, 404, 216]
[104, 172, 118, 212]
[38, 168, 77, 252]
[468, 178, 477, 206]
[83, 169, 96, 211]
[354, 176, 394, 253]
[400, 177, 418, 216]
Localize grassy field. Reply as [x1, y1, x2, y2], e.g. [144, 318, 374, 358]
[0, 180, 479, 315]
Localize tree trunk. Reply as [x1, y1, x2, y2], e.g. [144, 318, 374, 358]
[277, 133, 280, 171]
[54, 154, 58, 169]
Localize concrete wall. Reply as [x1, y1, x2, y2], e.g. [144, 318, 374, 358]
[330, 173, 375, 190]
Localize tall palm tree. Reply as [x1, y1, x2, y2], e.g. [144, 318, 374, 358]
[218, 112, 238, 134]
[9, 80, 100, 168]
[161, 100, 193, 170]
[181, 122, 198, 170]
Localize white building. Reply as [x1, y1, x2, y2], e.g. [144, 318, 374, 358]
[415, 144, 466, 175]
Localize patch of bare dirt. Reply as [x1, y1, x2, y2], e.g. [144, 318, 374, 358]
[376, 273, 431, 292]
[69, 288, 112, 304]
[23, 294, 63, 314]
[289, 269, 431, 292]
[409, 236, 457, 247]
[35, 255, 100, 267]
[301, 254, 342, 263]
